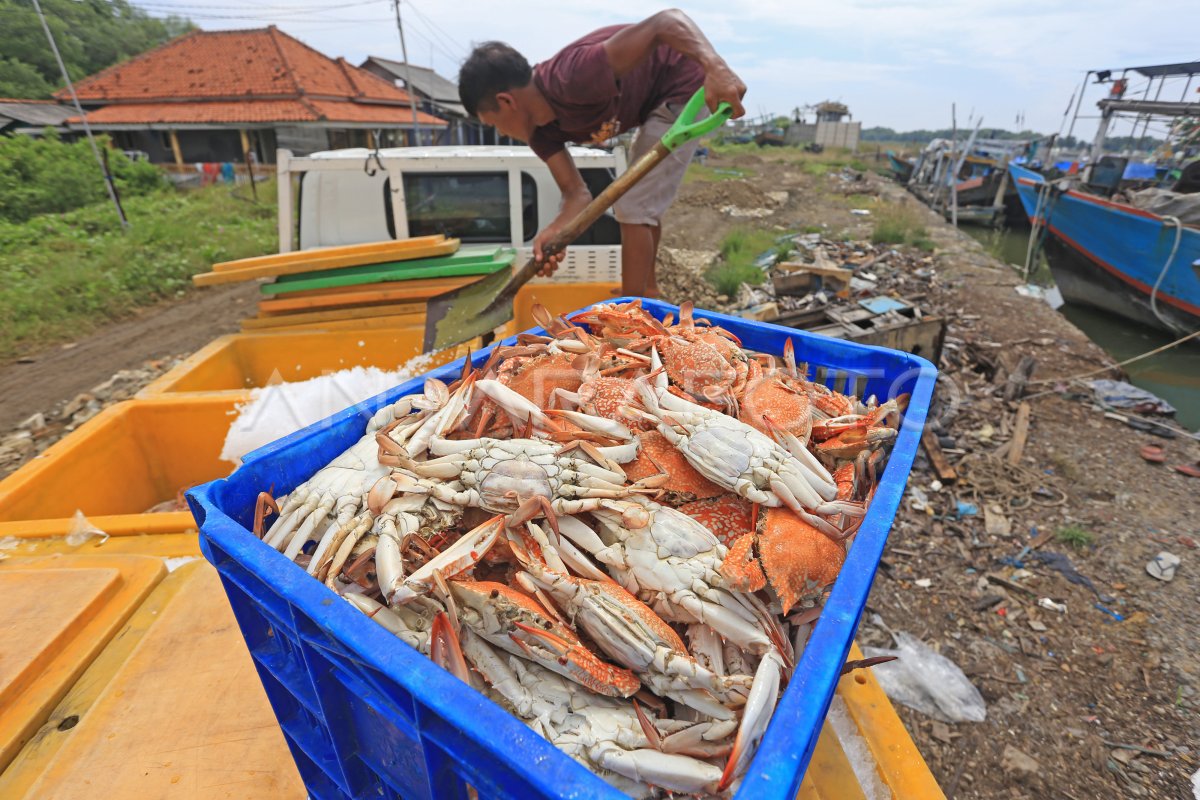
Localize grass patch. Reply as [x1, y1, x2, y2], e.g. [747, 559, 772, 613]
[683, 163, 757, 184]
[840, 193, 877, 208]
[0, 180, 277, 359]
[706, 227, 777, 296]
[1055, 525, 1096, 552]
[871, 203, 933, 250]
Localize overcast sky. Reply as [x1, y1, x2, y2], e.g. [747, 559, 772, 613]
[140, 0, 1199, 139]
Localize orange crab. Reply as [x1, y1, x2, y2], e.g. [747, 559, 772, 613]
[720, 506, 846, 614]
[678, 494, 754, 548]
[448, 578, 642, 698]
[621, 429, 725, 504]
[571, 300, 666, 342]
[739, 373, 813, 439]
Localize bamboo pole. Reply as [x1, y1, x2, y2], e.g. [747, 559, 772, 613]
[169, 130, 184, 168]
[240, 129, 258, 201]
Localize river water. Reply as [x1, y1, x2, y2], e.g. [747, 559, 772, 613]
[963, 225, 1200, 432]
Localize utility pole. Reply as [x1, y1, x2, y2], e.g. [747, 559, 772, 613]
[32, 0, 128, 228]
[392, 0, 423, 146]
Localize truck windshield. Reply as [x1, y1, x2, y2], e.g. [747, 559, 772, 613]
[399, 172, 536, 242]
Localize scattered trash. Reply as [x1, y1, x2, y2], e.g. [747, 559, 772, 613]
[914, 578, 932, 588]
[1001, 744, 1041, 777]
[1028, 620, 1048, 632]
[907, 485, 930, 513]
[1091, 379, 1176, 416]
[65, 510, 109, 546]
[955, 501, 978, 518]
[1139, 443, 1166, 463]
[1014, 284, 1065, 310]
[1146, 551, 1181, 582]
[1038, 598, 1068, 614]
[1033, 551, 1113, 602]
[1173, 463, 1200, 478]
[163, 556, 201, 573]
[1094, 603, 1125, 622]
[858, 296, 906, 315]
[862, 631, 987, 723]
[850, 208, 871, 216]
[984, 504, 1011, 536]
[1190, 765, 1200, 800]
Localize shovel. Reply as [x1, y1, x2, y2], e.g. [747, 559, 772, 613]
[422, 87, 732, 353]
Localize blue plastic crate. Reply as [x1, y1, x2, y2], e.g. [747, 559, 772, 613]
[188, 297, 936, 800]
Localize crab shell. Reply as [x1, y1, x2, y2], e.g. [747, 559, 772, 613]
[739, 374, 813, 439]
[576, 376, 649, 430]
[678, 494, 755, 548]
[621, 430, 724, 503]
[720, 507, 845, 614]
[497, 349, 583, 408]
[449, 579, 641, 698]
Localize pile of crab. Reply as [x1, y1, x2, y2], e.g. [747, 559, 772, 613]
[252, 300, 905, 798]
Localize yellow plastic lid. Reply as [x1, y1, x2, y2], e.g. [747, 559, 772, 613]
[0, 561, 302, 799]
[0, 554, 164, 772]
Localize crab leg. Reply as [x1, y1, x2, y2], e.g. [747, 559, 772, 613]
[387, 515, 504, 605]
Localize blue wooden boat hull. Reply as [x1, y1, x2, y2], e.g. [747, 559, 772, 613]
[886, 151, 913, 182]
[1009, 163, 1200, 335]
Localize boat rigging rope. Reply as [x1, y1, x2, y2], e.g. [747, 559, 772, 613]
[1023, 179, 1057, 281]
[1148, 215, 1183, 331]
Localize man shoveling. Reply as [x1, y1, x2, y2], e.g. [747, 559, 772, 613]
[458, 9, 747, 297]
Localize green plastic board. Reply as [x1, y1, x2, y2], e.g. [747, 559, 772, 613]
[262, 246, 515, 295]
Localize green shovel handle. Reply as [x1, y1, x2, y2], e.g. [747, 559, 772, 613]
[660, 87, 733, 151]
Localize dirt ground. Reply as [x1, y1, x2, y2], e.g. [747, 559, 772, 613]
[0, 280, 258, 433]
[1, 149, 1196, 798]
[666, 151, 1199, 799]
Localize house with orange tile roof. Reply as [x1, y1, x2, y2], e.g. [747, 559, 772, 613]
[56, 26, 446, 166]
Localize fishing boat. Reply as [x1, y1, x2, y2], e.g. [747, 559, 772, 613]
[1008, 60, 1200, 336]
[886, 150, 914, 182]
[1010, 162, 1200, 334]
[907, 136, 1031, 226]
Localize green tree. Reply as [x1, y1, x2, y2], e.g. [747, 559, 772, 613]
[0, 0, 193, 99]
[0, 57, 54, 98]
[0, 131, 165, 223]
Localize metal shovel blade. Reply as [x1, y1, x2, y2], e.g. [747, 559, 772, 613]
[421, 266, 520, 353]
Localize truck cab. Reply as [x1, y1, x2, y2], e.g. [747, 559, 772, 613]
[276, 145, 627, 284]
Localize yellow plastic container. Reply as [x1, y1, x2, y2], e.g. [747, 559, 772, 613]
[0, 553, 165, 773]
[513, 281, 621, 331]
[0, 561, 302, 799]
[140, 327, 475, 397]
[0, 396, 238, 534]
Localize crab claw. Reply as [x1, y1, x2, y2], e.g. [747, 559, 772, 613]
[253, 491, 280, 538]
[388, 516, 504, 605]
[475, 379, 554, 431]
[719, 649, 784, 791]
[367, 475, 399, 515]
[430, 611, 471, 683]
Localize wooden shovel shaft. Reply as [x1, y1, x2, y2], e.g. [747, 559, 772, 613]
[504, 141, 673, 292]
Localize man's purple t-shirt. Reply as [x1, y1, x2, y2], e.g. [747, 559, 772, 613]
[528, 24, 704, 161]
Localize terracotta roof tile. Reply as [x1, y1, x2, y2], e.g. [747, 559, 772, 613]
[58, 27, 417, 106]
[69, 99, 446, 126]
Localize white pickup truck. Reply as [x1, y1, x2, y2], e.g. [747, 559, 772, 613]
[276, 145, 627, 284]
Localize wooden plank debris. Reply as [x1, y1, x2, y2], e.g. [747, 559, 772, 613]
[1007, 402, 1032, 467]
[921, 429, 958, 482]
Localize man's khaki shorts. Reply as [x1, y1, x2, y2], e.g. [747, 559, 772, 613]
[612, 100, 708, 227]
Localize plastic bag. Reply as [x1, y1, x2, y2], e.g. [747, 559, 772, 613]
[862, 631, 987, 723]
[66, 510, 109, 546]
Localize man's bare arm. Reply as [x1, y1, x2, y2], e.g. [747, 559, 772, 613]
[603, 9, 746, 117]
[532, 150, 591, 273]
